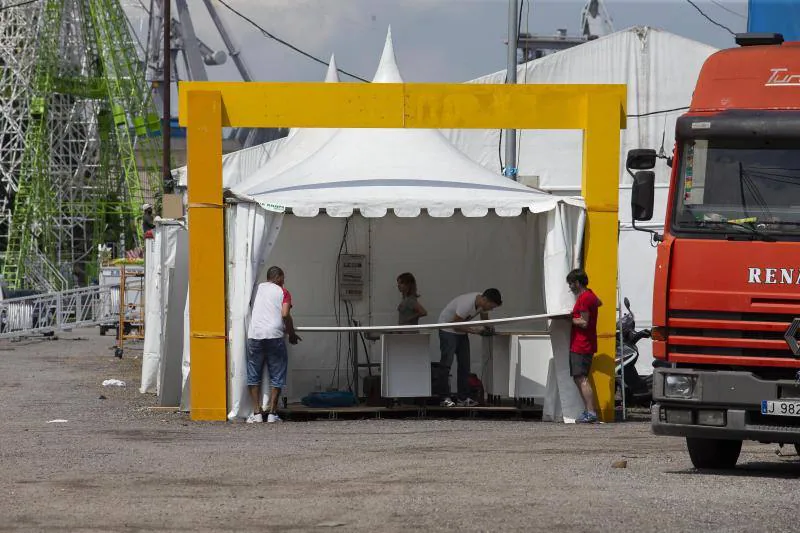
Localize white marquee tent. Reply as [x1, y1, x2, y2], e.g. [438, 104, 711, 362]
[223, 29, 587, 421]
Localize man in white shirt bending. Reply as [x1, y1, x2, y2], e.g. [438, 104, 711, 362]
[437, 288, 502, 407]
[246, 266, 301, 423]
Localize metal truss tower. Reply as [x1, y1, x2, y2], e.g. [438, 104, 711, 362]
[0, 0, 162, 290]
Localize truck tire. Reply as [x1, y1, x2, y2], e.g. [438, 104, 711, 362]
[686, 438, 742, 469]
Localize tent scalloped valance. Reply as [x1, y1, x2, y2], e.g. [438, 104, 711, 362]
[251, 197, 584, 218]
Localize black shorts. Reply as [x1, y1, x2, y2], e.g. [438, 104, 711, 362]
[569, 352, 593, 377]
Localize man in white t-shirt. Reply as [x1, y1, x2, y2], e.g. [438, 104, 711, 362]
[437, 288, 502, 407]
[246, 266, 301, 423]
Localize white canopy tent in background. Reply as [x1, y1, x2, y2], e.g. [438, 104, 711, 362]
[443, 27, 717, 373]
[141, 221, 186, 397]
[222, 29, 588, 421]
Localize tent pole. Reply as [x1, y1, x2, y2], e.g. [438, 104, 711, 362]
[503, 0, 518, 180]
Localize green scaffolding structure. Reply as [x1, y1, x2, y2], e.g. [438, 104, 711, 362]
[0, 0, 162, 290]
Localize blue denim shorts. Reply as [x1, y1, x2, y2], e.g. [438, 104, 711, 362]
[247, 337, 288, 388]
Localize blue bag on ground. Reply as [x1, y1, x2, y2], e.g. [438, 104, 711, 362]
[301, 391, 358, 408]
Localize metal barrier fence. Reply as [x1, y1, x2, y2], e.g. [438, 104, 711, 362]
[0, 280, 142, 338]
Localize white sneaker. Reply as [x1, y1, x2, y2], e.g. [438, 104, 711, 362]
[267, 413, 282, 423]
[440, 397, 456, 407]
[457, 398, 479, 407]
[246, 413, 263, 424]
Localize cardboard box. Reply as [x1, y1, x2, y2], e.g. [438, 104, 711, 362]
[162, 193, 184, 219]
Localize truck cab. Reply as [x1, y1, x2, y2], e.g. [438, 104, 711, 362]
[628, 33, 800, 468]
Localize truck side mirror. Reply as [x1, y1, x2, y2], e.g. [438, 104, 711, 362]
[626, 149, 657, 171]
[631, 171, 655, 221]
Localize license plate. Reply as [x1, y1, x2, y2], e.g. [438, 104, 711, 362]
[761, 400, 800, 416]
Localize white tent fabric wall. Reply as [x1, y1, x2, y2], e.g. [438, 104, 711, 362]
[226, 203, 283, 419]
[140, 221, 185, 395]
[180, 291, 191, 412]
[542, 202, 587, 421]
[140, 230, 162, 394]
[442, 26, 717, 374]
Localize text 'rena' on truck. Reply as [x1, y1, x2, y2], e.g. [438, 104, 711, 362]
[627, 33, 800, 469]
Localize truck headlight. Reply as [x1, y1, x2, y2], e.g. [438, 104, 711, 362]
[664, 374, 696, 399]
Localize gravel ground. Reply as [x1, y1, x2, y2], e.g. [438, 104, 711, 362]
[0, 329, 798, 533]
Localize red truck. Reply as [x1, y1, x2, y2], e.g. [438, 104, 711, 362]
[628, 32, 800, 468]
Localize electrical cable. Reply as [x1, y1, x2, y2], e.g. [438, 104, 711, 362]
[709, 0, 746, 19]
[214, 0, 370, 82]
[331, 217, 351, 390]
[685, 0, 736, 35]
[0, 0, 40, 12]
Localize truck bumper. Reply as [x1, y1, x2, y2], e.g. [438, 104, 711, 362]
[651, 367, 800, 444]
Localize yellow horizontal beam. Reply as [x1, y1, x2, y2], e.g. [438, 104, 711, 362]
[178, 82, 626, 130]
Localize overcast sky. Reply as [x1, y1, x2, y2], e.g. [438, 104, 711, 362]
[126, 0, 749, 84]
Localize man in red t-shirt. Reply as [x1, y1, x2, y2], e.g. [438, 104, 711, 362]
[567, 269, 602, 423]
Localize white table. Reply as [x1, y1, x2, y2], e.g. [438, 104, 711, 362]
[380, 332, 432, 398]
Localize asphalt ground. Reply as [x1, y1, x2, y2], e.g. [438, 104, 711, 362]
[0, 329, 798, 532]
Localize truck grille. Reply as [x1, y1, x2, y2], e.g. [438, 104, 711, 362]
[667, 310, 797, 359]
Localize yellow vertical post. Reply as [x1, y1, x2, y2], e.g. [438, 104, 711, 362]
[581, 93, 622, 423]
[186, 90, 227, 421]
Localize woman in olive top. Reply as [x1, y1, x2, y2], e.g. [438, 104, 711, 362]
[396, 272, 427, 326]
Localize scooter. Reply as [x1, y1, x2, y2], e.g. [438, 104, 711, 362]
[616, 297, 653, 406]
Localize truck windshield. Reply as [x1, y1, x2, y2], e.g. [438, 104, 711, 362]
[672, 139, 800, 239]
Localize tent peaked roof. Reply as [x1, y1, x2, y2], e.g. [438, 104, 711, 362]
[372, 26, 403, 83]
[232, 54, 342, 190]
[232, 29, 566, 218]
[324, 53, 340, 83]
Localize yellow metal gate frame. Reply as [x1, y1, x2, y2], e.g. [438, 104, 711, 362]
[178, 82, 626, 422]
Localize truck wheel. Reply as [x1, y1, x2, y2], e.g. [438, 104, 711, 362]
[686, 438, 742, 469]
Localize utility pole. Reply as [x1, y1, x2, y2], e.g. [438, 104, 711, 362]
[504, 0, 519, 180]
[162, 0, 172, 193]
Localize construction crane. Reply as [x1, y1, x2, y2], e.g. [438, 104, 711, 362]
[0, 0, 162, 291]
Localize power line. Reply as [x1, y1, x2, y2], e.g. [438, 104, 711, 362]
[0, 0, 40, 12]
[685, 0, 736, 35]
[709, 0, 747, 19]
[214, 0, 370, 82]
